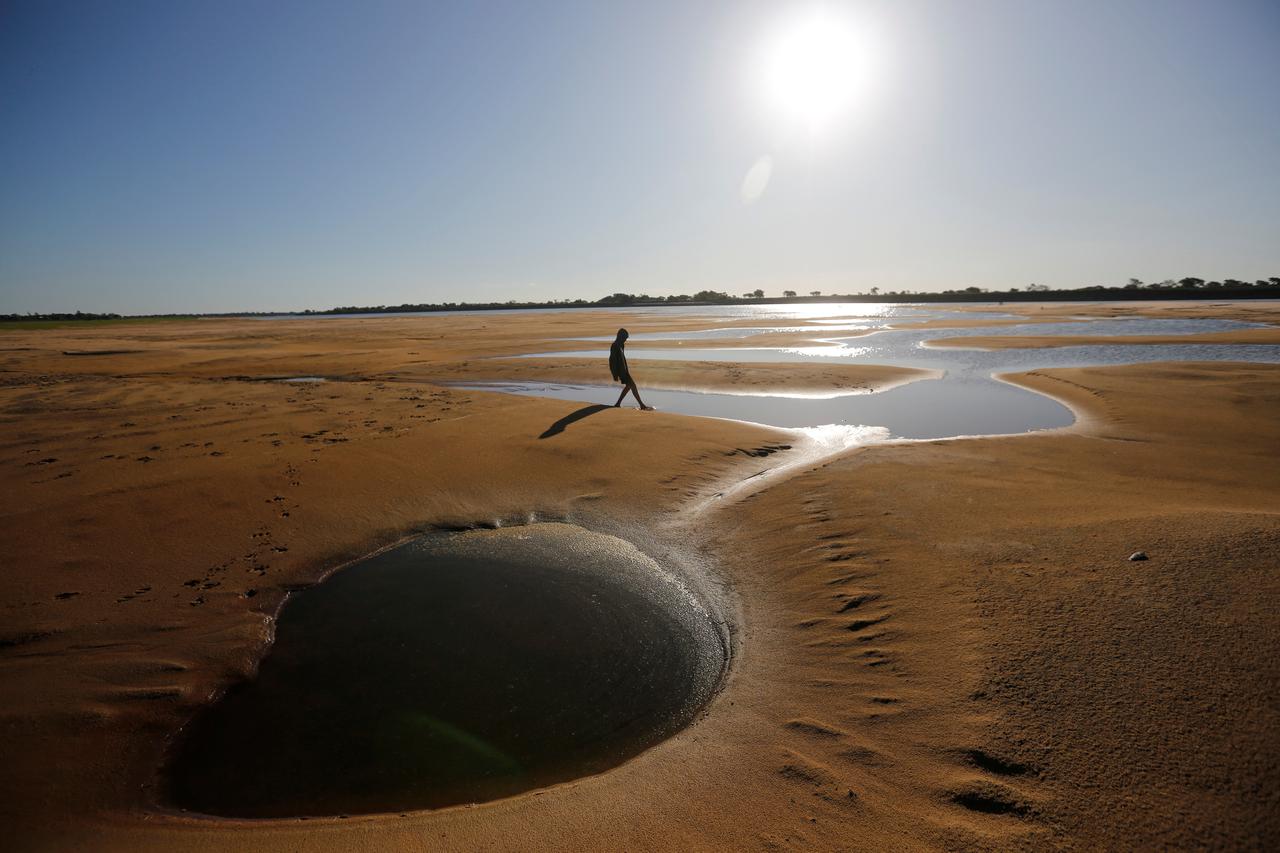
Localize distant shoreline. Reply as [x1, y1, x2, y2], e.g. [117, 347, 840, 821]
[6, 285, 1280, 325]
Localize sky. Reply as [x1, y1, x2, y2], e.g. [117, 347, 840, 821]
[2, 0, 1278, 314]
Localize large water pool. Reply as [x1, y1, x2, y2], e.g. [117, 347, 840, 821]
[165, 524, 725, 817]
[470, 313, 1279, 438]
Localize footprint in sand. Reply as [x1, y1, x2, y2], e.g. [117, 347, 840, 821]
[837, 593, 881, 613]
[949, 782, 1034, 817]
[964, 749, 1035, 778]
[117, 584, 153, 603]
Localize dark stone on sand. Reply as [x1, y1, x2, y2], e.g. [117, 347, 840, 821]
[1129, 551, 1149, 561]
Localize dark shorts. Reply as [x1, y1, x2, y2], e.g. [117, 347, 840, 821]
[618, 372, 633, 385]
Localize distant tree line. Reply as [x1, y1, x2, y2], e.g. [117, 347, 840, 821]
[7, 276, 1279, 322]
[0, 310, 124, 322]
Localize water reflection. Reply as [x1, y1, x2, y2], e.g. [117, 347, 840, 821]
[457, 378, 1073, 439]
[492, 315, 1279, 437]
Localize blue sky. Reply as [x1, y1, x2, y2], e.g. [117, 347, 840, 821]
[2, 0, 1278, 313]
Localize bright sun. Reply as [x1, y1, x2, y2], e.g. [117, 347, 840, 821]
[757, 7, 876, 134]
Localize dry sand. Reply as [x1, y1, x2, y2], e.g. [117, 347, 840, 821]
[1, 304, 1277, 850]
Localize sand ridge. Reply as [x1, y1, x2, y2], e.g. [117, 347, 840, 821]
[400, 357, 936, 396]
[926, 326, 1280, 349]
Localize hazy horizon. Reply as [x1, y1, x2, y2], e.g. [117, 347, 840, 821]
[3, 0, 1279, 315]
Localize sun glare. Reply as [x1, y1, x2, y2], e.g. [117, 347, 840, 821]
[757, 7, 877, 134]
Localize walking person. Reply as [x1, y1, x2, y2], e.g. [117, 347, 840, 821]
[609, 328, 653, 410]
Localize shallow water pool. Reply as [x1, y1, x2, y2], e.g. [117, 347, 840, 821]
[495, 317, 1279, 436]
[164, 524, 725, 817]
[459, 377, 1074, 439]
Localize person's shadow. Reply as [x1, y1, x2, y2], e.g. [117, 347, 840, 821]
[540, 404, 609, 439]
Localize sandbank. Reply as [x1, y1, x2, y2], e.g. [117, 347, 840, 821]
[1, 306, 1277, 850]
[403, 356, 935, 396]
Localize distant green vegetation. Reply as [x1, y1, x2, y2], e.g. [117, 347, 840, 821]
[247, 276, 1280, 314]
[6, 275, 1279, 323]
[0, 313, 200, 330]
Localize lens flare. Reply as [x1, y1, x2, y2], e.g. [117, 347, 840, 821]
[740, 155, 773, 204]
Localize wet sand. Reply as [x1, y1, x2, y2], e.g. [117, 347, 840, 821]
[1, 303, 1278, 850]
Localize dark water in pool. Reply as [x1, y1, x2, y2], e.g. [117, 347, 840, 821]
[165, 524, 725, 817]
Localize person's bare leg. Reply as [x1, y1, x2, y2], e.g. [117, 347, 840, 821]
[630, 383, 653, 410]
[614, 384, 632, 407]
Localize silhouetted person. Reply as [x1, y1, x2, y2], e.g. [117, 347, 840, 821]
[609, 328, 652, 410]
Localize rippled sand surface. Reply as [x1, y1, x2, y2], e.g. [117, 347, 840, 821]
[1, 300, 1277, 850]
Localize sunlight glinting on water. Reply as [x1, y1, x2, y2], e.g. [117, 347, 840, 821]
[488, 306, 1280, 440]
